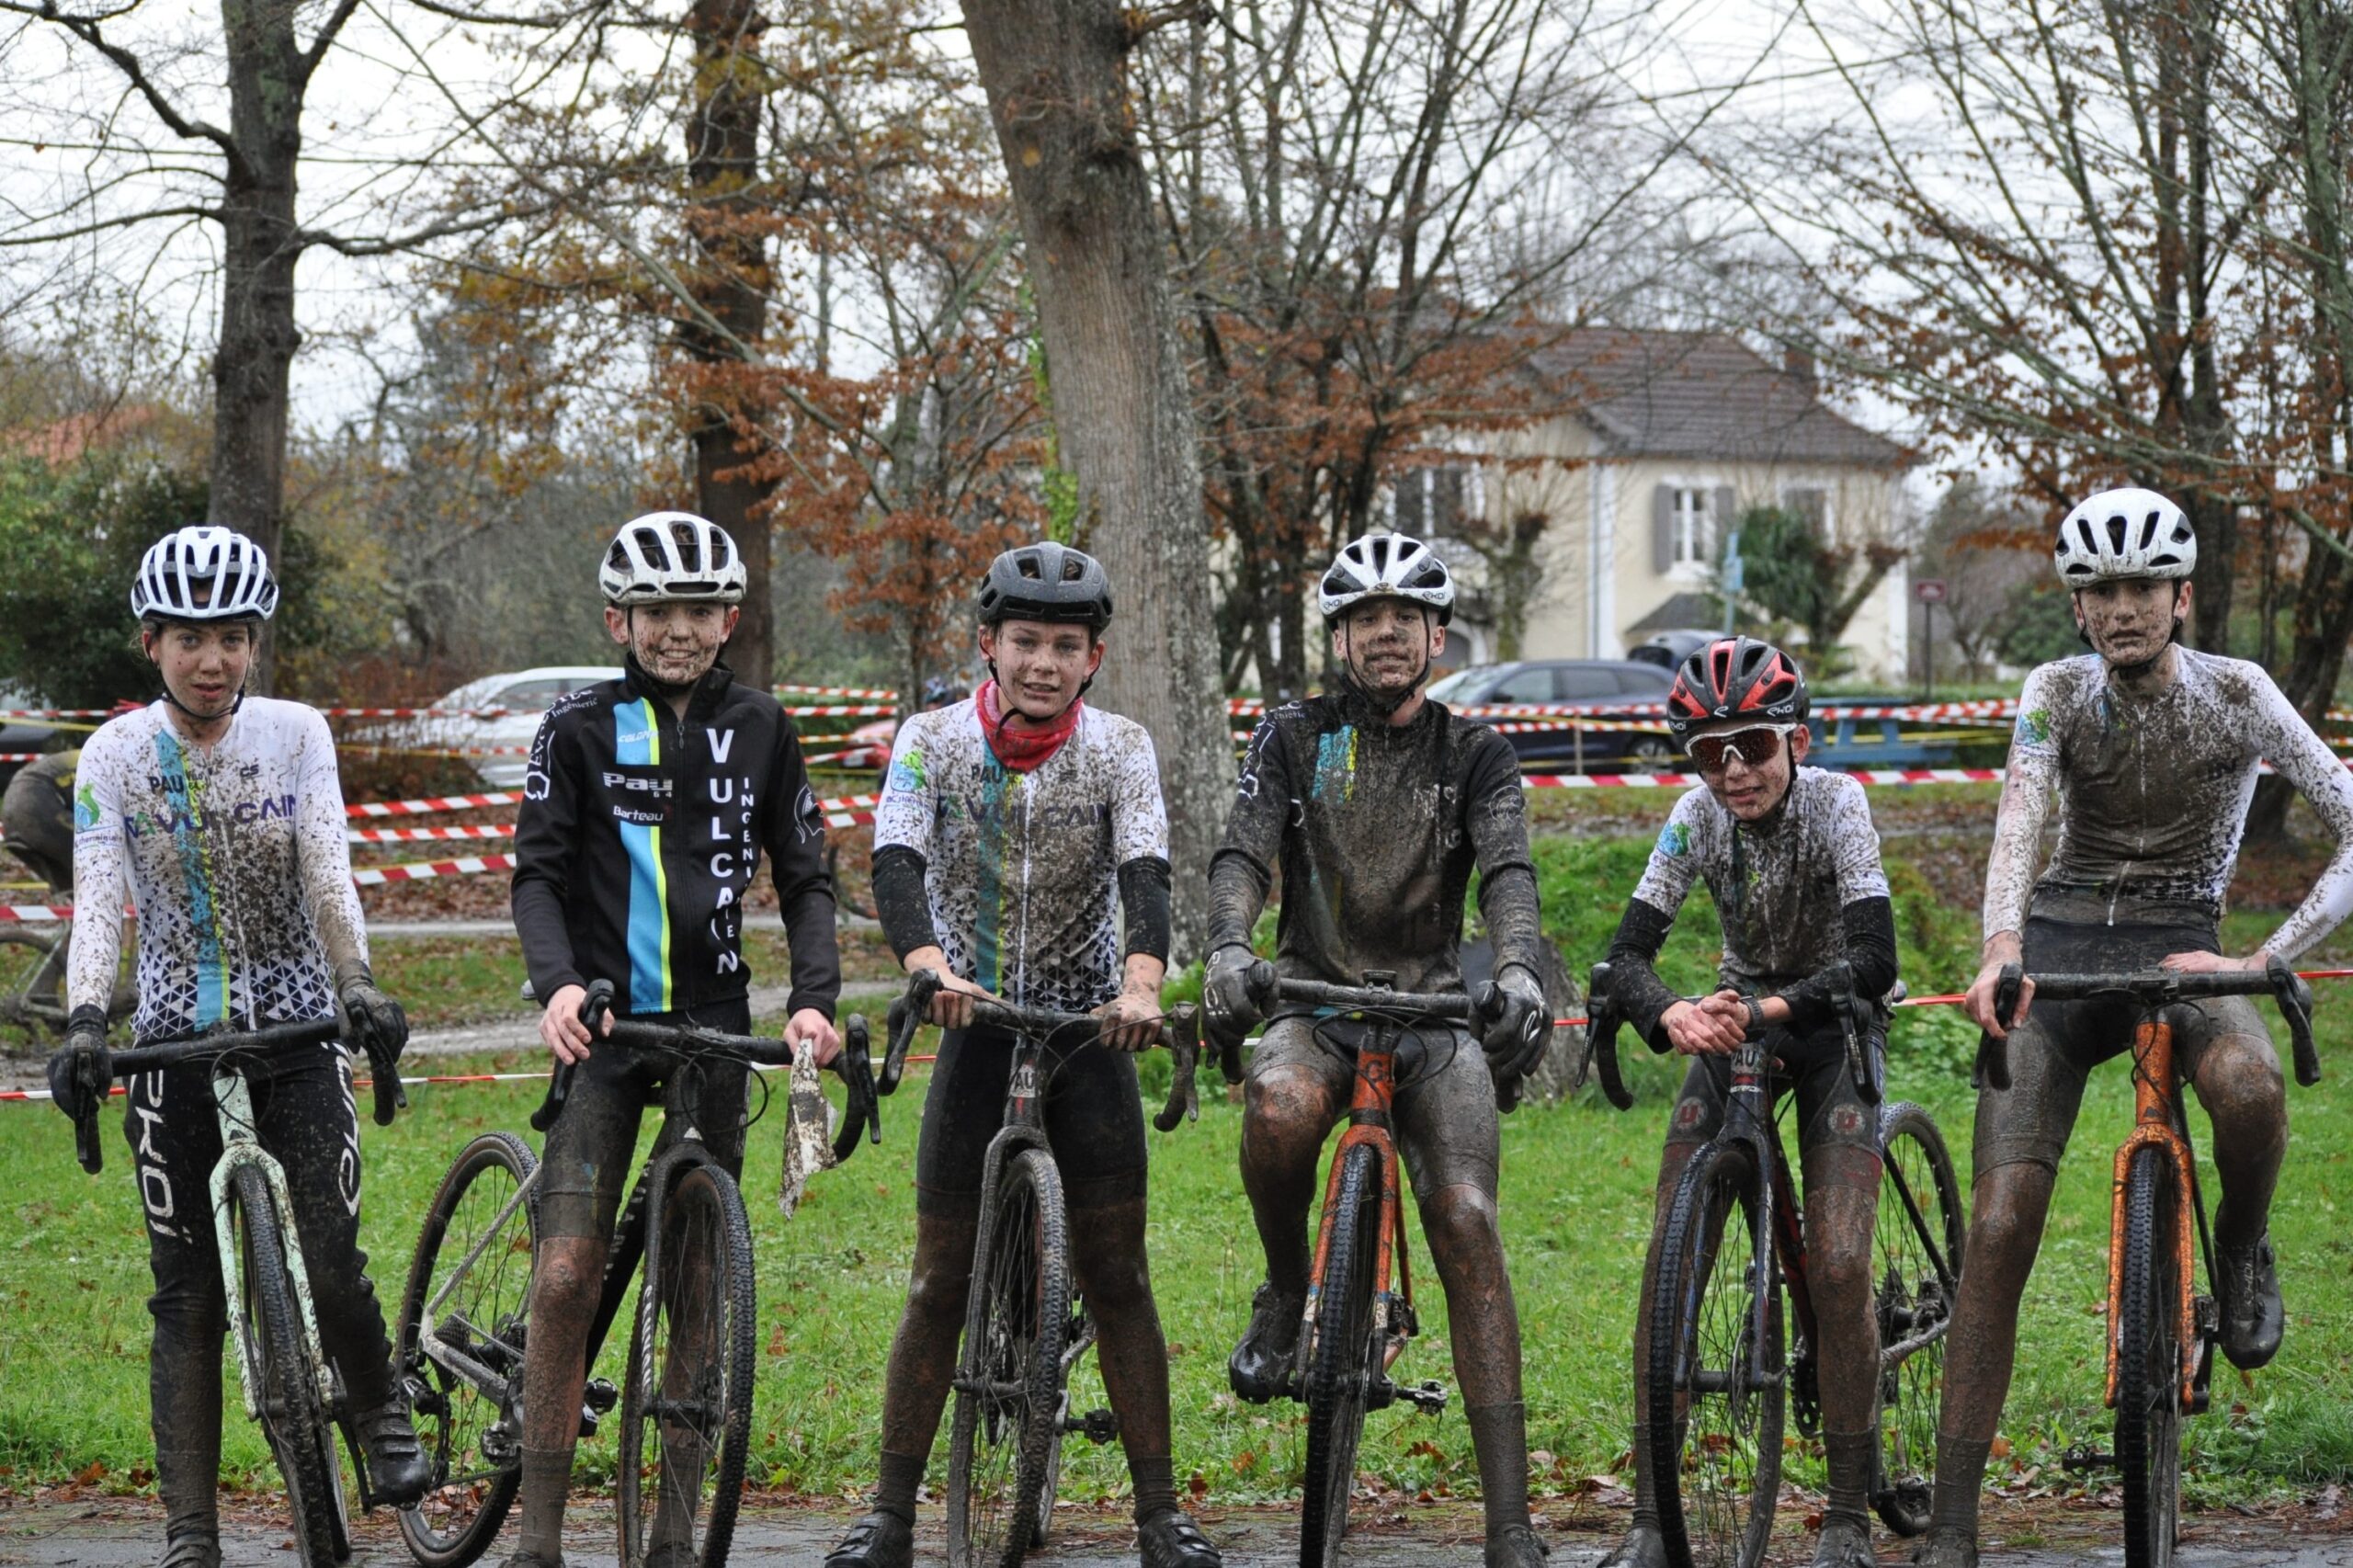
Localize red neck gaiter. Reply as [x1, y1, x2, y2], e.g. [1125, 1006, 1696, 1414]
[976, 679, 1083, 773]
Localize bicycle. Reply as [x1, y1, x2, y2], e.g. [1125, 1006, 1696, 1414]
[60, 1016, 412, 1568]
[1205, 960, 1529, 1568]
[1582, 960, 1965, 1568]
[392, 979, 881, 1568]
[874, 967, 1207, 1568]
[0, 915, 138, 1033]
[1976, 956, 2320, 1568]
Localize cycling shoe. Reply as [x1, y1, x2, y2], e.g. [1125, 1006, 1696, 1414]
[1809, 1516, 1874, 1568]
[824, 1510, 913, 1568]
[1139, 1506, 1222, 1566]
[1484, 1523, 1551, 1566]
[1597, 1525, 1667, 1568]
[354, 1390, 431, 1506]
[1910, 1528, 1978, 1568]
[498, 1554, 562, 1568]
[1227, 1280, 1302, 1403]
[2219, 1231, 2284, 1369]
[156, 1535, 221, 1568]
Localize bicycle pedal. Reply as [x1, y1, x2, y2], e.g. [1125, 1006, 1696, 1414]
[2060, 1444, 2113, 1472]
[1394, 1380, 1448, 1415]
[1063, 1407, 1119, 1445]
[585, 1377, 620, 1414]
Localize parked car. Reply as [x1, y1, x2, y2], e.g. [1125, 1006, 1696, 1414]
[1426, 658, 1677, 768]
[1626, 629, 1720, 670]
[0, 687, 64, 792]
[413, 665, 620, 789]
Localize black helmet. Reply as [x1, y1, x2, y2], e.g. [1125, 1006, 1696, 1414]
[1665, 636, 1809, 744]
[976, 541, 1113, 631]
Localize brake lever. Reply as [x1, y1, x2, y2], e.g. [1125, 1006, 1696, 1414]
[1154, 1004, 1202, 1132]
[1973, 963, 2020, 1093]
[2267, 953, 2321, 1087]
[881, 969, 939, 1096]
[1584, 961, 1635, 1112]
[1824, 961, 1880, 1108]
[74, 1098, 103, 1176]
[532, 978, 612, 1133]
[365, 1033, 409, 1127]
[831, 1014, 881, 1163]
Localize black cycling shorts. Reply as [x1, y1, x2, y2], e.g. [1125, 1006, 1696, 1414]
[1664, 1016, 1885, 1158]
[538, 996, 755, 1240]
[914, 1023, 1148, 1217]
[1972, 891, 2273, 1177]
[1248, 1012, 1499, 1201]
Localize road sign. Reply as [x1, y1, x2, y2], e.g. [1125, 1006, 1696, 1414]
[1914, 578, 1949, 605]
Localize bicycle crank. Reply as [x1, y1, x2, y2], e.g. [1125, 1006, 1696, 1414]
[1367, 1377, 1448, 1415]
[2060, 1444, 2114, 1472]
[1063, 1407, 1120, 1444]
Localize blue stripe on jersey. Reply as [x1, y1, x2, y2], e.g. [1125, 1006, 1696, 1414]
[614, 699, 672, 1014]
[153, 727, 229, 1024]
[972, 756, 1012, 994]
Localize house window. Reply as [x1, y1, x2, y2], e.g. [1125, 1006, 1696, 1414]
[1671, 487, 1712, 567]
[1393, 462, 1483, 538]
[1784, 485, 1829, 536]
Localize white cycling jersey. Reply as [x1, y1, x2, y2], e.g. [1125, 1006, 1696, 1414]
[67, 699, 369, 1039]
[1984, 649, 2353, 958]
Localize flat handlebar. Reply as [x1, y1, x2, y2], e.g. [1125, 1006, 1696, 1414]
[1976, 957, 2319, 1091]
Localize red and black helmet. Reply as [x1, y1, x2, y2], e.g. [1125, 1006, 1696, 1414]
[1665, 637, 1809, 744]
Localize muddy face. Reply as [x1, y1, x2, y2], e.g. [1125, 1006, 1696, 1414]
[2071, 578, 2188, 674]
[1329, 599, 1442, 706]
[143, 620, 256, 729]
[1692, 722, 1809, 822]
[605, 600, 737, 686]
[979, 618, 1100, 722]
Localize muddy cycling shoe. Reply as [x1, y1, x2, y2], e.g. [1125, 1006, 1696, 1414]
[1910, 1528, 1978, 1568]
[498, 1553, 563, 1568]
[155, 1534, 221, 1568]
[1808, 1516, 1875, 1568]
[824, 1510, 913, 1568]
[1596, 1525, 1667, 1568]
[1139, 1506, 1222, 1566]
[1228, 1280, 1302, 1403]
[639, 1540, 699, 1568]
[354, 1392, 432, 1506]
[2218, 1231, 2284, 1369]
[1484, 1524, 1550, 1566]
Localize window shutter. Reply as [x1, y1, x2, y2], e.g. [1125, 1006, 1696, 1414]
[1712, 486, 1737, 557]
[1652, 484, 1674, 573]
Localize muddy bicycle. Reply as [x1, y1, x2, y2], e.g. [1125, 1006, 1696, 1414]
[392, 980, 879, 1568]
[875, 968, 1206, 1568]
[1585, 960, 1965, 1568]
[1978, 957, 2319, 1568]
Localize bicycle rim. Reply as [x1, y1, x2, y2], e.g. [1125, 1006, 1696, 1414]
[395, 1132, 539, 1568]
[1300, 1142, 1383, 1568]
[946, 1148, 1069, 1568]
[618, 1155, 758, 1568]
[2117, 1144, 2184, 1568]
[1648, 1141, 1783, 1568]
[232, 1165, 348, 1568]
[1873, 1102, 1963, 1538]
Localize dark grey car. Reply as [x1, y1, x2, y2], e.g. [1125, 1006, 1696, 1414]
[1426, 659, 1677, 769]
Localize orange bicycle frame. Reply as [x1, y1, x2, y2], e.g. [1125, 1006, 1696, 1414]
[1302, 1039, 1413, 1370]
[2103, 1017, 2200, 1414]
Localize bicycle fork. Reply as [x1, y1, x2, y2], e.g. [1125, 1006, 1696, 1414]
[2103, 1019, 2209, 1417]
[210, 1069, 341, 1424]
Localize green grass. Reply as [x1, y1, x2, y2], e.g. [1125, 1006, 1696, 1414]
[6, 836, 2353, 1508]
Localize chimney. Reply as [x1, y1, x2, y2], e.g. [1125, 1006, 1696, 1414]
[1784, 345, 1818, 397]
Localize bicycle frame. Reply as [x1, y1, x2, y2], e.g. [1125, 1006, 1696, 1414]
[2102, 1017, 2204, 1415]
[1301, 1020, 1417, 1381]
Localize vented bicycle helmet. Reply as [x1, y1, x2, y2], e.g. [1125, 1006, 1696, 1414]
[599, 512, 747, 604]
[975, 541, 1114, 630]
[131, 526, 278, 622]
[2052, 487, 2197, 586]
[1318, 531, 1455, 626]
[1666, 636, 1809, 744]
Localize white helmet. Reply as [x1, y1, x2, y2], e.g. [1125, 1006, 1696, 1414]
[1318, 530, 1455, 626]
[2053, 487, 2198, 587]
[130, 526, 278, 622]
[599, 512, 747, 605]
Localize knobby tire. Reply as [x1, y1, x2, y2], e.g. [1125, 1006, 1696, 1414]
[2117, 1144, 2184, 1568]
[1873, 1102, 1963, 1538]
[232, 1164, 350, 1568]
[1648, 1140, 1782, 1568]
[618, 1153, 758, 1568]
[394, 1131, 539, 1568]
[946, 1148, 1070, 1568]
[1300, 1142, 1383, 1568]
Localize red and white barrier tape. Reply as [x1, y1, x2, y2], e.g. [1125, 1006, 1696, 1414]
[776, 684, 899, 700]
[347, 791, 525, 818]
[349, 824, 516, 844]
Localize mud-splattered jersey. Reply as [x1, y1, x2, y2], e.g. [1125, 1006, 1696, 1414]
[1631, 767, 1891, 992]
[1984, 649, 2353, 958]
[1210, 694, 1541, 995]
[872, 699, 1167, 1014]
[67, 699, 368, 1040]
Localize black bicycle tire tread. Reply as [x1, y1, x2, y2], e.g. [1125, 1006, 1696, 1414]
[945, 1147, 1071, 1568]
[233, 1165, 347, 1568]
[2117, 1144, 2180, 1568]
[394, 1131, 539, 1568]
[1299, 1142, 1381, 1568]
[1872, 1102, 1962, 1539]
[1646, 1140, 1782, 1568]
[617, 1149, 760, 1568]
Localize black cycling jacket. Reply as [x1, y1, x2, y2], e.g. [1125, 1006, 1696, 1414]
[512, 659, 841, 1019]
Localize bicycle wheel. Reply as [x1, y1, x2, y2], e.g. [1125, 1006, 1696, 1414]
[1034, 1308, 1094, 1548]
[230, 1164, 351, 1568]
[1872, 1102, 1964, 1538]
[1648, 1140, 1783, 1568]
[618, 1151, 758, 1568]
[394, 1131, 539, 1568]
[947, 1147, 1070, 1568]
[2116, 1144, 2186, 1568]
[1299, 1142, 1384, 1568]
[0, 927, 64, 1028]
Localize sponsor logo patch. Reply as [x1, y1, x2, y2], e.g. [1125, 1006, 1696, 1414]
[1673, 1097, 1706, 1131]
[1829, 1104, 1866, 1138]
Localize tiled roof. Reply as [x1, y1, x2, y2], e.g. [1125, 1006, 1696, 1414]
[1517, 328, 1912, 469]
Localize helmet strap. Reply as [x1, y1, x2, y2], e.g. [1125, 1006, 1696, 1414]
[156, 682, 244, 727]
[1331, 615, 1429, 716]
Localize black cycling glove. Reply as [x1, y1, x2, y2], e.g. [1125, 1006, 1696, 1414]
[1482, 963, 1550, 1083]
[339, 976, 411, 1065]
[1204, 944, 1262, 1037]
[47, 1005, 112, 1174]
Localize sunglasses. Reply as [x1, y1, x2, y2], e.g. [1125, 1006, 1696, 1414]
[1688, 724, 1793, 774]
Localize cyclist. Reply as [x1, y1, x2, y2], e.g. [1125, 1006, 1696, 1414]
[1591, 638, 1899, 1568]
[506, 512, 844, 1568]
[1207, 531, 1552, 1568]
[46, 526, 426, 1568]
[825, 541, 1219, 1568]
[3, 747, 77, 891]
[1917, 487, 2353, 1567]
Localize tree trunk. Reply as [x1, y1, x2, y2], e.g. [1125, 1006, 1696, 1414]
[961, 0, 1232, 956]
[683, 0, 778, 687]
[212, 0, 309, 692]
